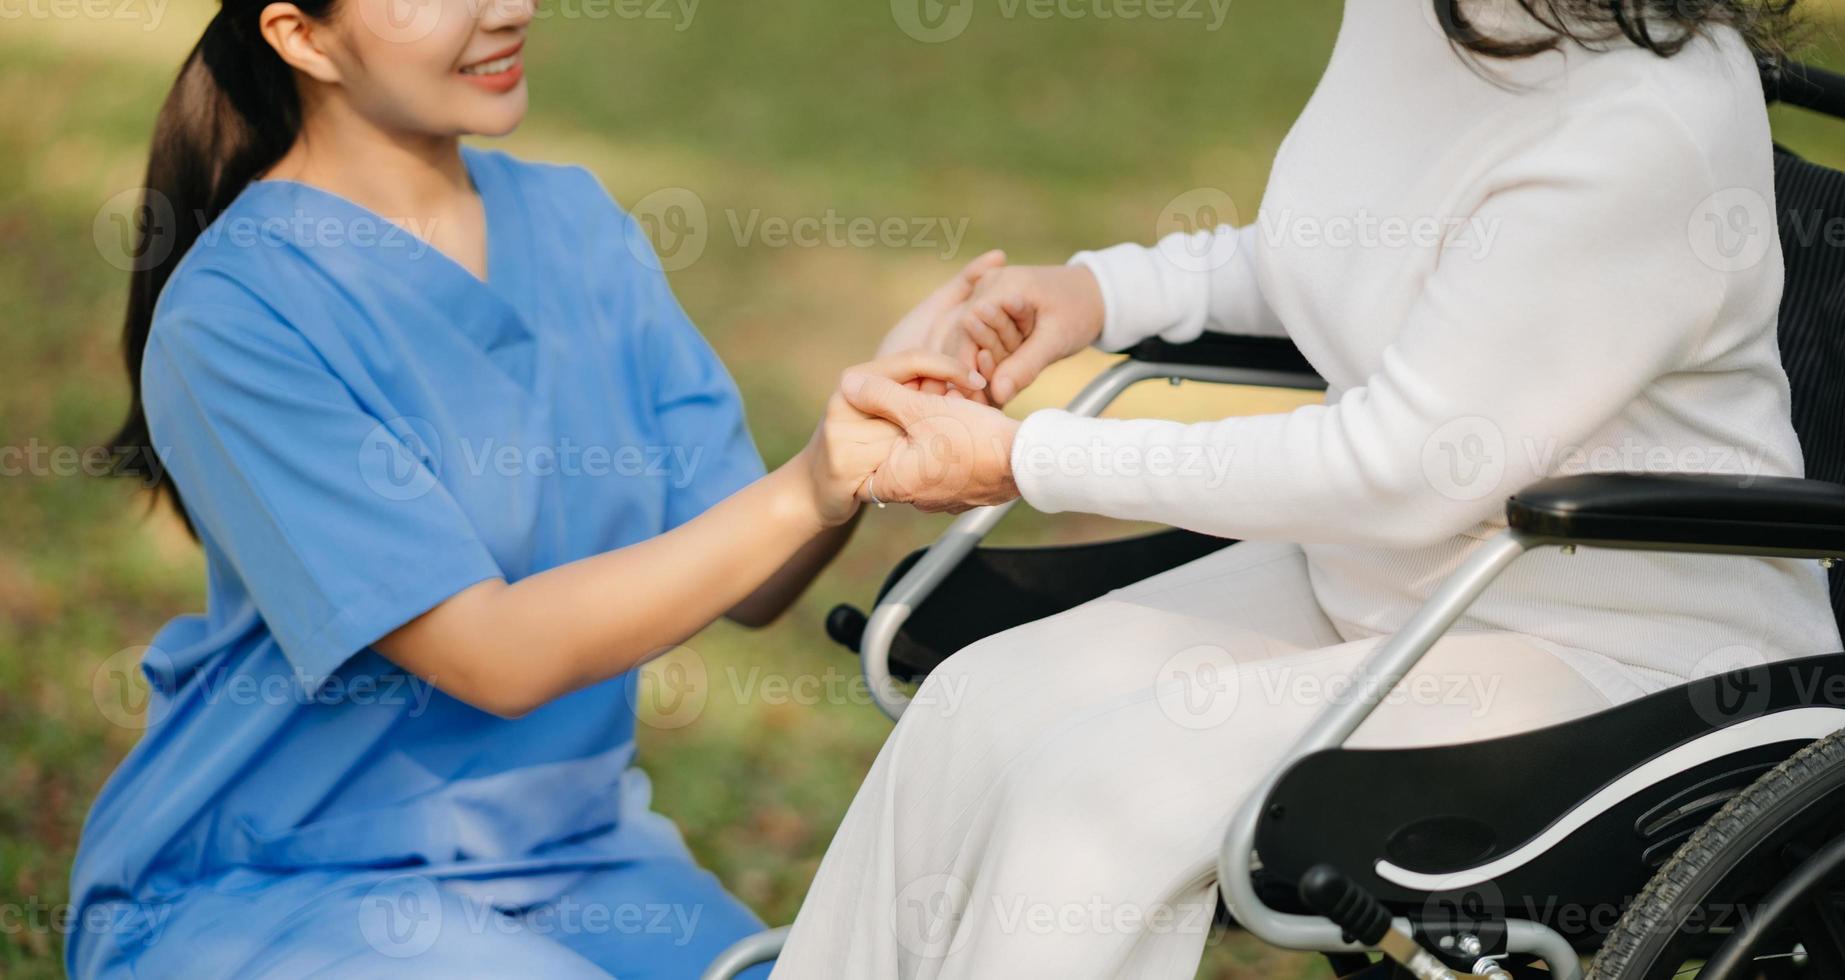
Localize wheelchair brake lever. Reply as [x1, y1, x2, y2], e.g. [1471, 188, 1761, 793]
[825, 604, 868, 653]
[1299, 865, 1510, 980]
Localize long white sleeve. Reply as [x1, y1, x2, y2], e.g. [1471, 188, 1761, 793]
[1014, 94, 1724, 549]
[1071, 222, 1286, 352]
[1016, 5, 1838, 676]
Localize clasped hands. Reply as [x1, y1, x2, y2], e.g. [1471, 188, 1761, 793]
[810, 250, 1107, 520]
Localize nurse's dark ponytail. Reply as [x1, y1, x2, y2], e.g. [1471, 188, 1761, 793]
[108, 0, 337, 530]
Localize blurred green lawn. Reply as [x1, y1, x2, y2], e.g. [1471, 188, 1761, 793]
[4, 2, 1845, 977]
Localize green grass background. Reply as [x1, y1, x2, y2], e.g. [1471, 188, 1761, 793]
[4, 1, 1845, 976]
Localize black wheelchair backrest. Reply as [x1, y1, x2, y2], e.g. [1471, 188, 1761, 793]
[1773, 146, 1845, 631]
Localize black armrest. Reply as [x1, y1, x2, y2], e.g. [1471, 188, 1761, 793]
[1506, 473, 1845, 559]
[1127, 332, 1321, 379]
[1762, 58, 1845, 120]
[828, 530, 1234, 681]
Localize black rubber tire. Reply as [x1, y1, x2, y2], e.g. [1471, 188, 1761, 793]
[1589, 727, 1845, 979]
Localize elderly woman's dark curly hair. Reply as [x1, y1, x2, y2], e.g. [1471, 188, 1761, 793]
[1434, 0, 1800, 59]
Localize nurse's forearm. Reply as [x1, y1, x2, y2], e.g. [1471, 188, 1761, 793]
[725, 512, 858, 627]
[377, 458, 834, 717]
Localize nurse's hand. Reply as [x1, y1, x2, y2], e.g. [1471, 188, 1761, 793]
[801, 350, 987, 527]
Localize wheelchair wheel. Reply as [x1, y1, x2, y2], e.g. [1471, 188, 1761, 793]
[1590, 727, 1845, 979]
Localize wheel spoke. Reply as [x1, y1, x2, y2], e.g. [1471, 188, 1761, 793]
[1792, 891, 1845, 975]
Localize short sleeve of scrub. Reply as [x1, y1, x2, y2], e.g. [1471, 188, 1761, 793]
[142, 299, 506, 683]
[612, 207, 766, 530]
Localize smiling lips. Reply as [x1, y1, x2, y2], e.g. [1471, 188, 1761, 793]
[459, 42, 524, 93]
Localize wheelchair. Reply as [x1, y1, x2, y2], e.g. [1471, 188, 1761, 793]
[705, 60, 1845, 980]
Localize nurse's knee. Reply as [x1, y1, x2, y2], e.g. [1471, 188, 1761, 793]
[337, 875, 609, 978]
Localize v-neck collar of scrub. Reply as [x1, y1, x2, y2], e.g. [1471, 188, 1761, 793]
[249, 145, 513, 292]
[234, 149, 543, 393]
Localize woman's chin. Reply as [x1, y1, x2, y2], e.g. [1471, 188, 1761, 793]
[463, 94, 530, 139]
[475, 118, 526, 139]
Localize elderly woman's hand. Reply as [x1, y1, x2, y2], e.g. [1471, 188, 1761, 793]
[937, 263, 1106, 406]
[840, 370, 1022, 513]
[802, 351, 988, 526]
[876, 254, 1106, 413]
[876, 250, 1007, 382]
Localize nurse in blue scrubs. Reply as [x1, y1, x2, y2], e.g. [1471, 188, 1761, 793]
[68, 0, 999, 976]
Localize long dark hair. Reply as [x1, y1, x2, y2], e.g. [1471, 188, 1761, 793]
[1434, 0, 1799, 59]
[107, 0, 338, 529]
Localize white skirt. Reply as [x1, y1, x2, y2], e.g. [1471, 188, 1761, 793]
[772, 539, 1659, 979]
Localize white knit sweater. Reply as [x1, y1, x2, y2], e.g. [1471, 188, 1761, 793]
[1013, 0, 1842, 684]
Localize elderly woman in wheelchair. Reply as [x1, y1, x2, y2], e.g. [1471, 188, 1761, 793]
[717, 3, 1845, 980]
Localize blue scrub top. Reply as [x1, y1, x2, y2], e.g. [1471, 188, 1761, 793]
[69, 149, 766, 961]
